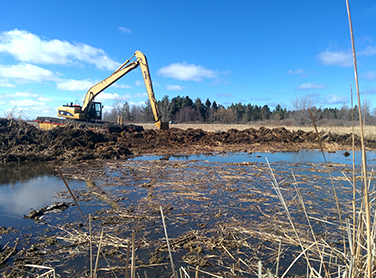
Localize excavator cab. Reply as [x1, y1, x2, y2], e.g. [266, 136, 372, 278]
[86, 102, 102, 120]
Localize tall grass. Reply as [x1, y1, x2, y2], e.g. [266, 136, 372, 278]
[346, 0, 372, 276]
[264, 1, 375, 277]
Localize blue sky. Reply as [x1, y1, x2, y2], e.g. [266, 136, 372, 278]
[1, 1, 376, 119]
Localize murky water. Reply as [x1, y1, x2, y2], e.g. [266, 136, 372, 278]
[1, 149, 374, 229]
[1, 150, 375, 277]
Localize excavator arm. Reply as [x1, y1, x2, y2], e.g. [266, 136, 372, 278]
[79, 51, 168, 129]
[134, 51, 169, 130]
[82, 54, 139, 112]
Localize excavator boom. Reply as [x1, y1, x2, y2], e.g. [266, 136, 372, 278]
[82, 56, 139, 112]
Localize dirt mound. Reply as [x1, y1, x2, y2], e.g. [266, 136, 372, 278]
[0, 119, 372, 163]
[120, 126, 363, 152]
[119, 126, 375, 155]
[0, 119, 131, 163]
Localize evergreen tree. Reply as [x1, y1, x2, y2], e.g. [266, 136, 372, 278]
[212, 101, 218, 112]
[194, 98, 206, 120]
[182, 96, 193, 108]
[142, 100, 153, 122]
[159, 95, 171, 121]
[261, 105, 271, 120]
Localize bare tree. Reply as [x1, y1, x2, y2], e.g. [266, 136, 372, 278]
[130, 105, 143, 122]
[291, 95, 315, 125]
[103, 108, 118, 122]
[175, 107, 202, 123]
[5, 107, 28, 121]
[212, 108, 235, 124]
[362, 99, 372, 124]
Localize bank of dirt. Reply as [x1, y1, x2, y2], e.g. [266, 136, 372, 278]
[0, 119, 130, 163]
[0, 118, 371, 163]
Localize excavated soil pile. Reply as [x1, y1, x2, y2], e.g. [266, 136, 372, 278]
[0, 119, 131, 163]
[120, 126, 367, 154]
[0, 119, 371, 163]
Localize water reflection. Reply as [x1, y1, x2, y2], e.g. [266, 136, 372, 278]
[0, 161, 55, 186]
[0, 162, 83, 226]
[0, 176, 66, 217]
[131, 150, 376, 166]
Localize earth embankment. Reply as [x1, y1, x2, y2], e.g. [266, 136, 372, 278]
[0, 118, 370, 163]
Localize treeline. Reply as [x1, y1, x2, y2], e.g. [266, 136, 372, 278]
[103, 95, 372, 126]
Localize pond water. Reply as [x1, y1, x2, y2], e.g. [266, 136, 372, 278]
[131, 149, 376, 165]
[1, 150, 374, 228]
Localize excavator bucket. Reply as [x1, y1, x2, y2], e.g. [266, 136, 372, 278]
[155, 120, 169, 130]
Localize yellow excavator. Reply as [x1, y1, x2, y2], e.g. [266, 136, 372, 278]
[36, 51, 169, 131]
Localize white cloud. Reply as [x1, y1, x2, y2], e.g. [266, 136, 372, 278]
[134, 92, 147, 98]
[0, 63, 58, 83]
[318, 45, 376, 68]
[287, 68, 305, 74]
[118, 27, 132, 34]
[113, 83, 131, 89]
[57, 79, 95, 91]
[296, 82, 327, 91]
[0, 91, 55, 103]
[57, 78, 131, 91]
[10, 99, 45, 106]
[38, 96, 54, 102]
[317, 50, 353, 67]
[0, 29, 120, 70]
[166, 84, 184, 91]
[0, 79, 15, 88]
[129, 100, 147, 106]
[122, 92, 147, 99]
[95, 92, 121, 102]
[324, 94, 349, 104]
[14, 91, 39, 97]
[135, 80, 143, 86]
[157, 62, 217, 81]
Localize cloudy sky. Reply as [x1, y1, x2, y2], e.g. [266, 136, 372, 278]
[1, 1, 376, 119]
